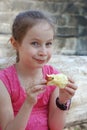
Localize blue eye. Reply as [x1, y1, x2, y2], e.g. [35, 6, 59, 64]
[31, 42, 40, 47]
[46, 42, 52, 47]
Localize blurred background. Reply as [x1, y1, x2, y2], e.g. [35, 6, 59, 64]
[0, 0, 87, 64]
[0, 0, 87, 130]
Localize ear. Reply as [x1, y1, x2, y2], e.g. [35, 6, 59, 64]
[10, 37, 18, 50]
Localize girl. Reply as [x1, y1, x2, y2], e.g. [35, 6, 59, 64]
[0, 10, 77, 130]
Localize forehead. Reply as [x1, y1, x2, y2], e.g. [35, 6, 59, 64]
[26, 21, 54, 40]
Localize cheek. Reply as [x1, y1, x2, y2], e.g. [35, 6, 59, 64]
[49, 48, 53, 55]
[47, 49, 53, 59]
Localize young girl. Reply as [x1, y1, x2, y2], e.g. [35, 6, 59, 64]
[0, 10, 77, 130]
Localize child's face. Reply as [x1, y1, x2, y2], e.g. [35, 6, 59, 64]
[17, 21, 54, 68]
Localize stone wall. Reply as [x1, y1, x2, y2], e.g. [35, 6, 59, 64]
[0, 0, 87, 66]
[0, 1, 87, 128]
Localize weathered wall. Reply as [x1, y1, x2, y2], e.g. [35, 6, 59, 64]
[0, 1, 87, 128]
[0, 0, 87, 65]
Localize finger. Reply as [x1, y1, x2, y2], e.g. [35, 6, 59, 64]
[26, 79, 47, 90]
[68, 77, 75, 83]
[33, 86, 45, 92]
[64, 87, 75, 97]
[40, 80, 47, 85]
[66, 82, 78, 90]
[27, 85, 46, 93]
[26, 85, 46, 99]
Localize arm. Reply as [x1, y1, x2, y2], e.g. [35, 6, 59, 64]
[0, 80, 33, 130]
[48, 78, 77, 130]
[48, 88, 66, 130]
[0, 79, 46, 130]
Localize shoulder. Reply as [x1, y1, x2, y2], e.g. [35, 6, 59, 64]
[0, 64, 15, 78]
[0, 65, 14, 76]
[0, 65, 15, 94]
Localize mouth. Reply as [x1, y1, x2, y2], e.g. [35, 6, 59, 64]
[35, 59, 46, 64]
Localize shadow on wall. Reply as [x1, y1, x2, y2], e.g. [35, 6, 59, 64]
[52, 1, 87, 56]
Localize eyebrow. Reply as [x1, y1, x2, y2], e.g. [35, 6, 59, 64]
[31, 38, 53, 42]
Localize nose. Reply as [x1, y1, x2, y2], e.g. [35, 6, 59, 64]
[38, 46, 47, 56]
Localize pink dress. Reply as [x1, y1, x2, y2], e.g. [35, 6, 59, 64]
[0, 64, 59, 130]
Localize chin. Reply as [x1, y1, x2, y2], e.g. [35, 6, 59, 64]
[36, 63, 46, 69]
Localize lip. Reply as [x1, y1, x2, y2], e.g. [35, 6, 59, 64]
[35, 59, 46, 64]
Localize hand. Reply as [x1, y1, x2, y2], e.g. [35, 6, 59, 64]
[25, 79, 47, 105]
[58, 78, 78, 104]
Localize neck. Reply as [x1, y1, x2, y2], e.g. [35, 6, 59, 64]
[14, 63, 43, 89]
[15, 63, 42, 78]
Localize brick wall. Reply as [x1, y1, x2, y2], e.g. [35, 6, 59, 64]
[0, 0, 87, 66]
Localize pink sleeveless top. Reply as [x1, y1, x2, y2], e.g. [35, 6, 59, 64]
[0, 65, 59, 130]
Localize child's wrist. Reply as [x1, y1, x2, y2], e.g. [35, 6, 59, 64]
[25, 99, 35, 107]
[56, 97, 71, 111]
[58, 97, 68, 104]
